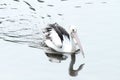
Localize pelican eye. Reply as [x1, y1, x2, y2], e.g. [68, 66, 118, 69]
[72, 29, 76, 33]
[72, 29, 75, 32]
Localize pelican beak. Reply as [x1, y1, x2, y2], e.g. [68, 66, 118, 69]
[72, 32, 85, 58]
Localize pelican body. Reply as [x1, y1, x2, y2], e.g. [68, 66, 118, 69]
[42, 23, 84, 57]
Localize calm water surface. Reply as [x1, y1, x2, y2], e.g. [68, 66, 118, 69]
[0, 0, 120, 80]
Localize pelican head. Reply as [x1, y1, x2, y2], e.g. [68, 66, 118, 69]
[69, 26, 77, 34]
[69, 26, 85, 58]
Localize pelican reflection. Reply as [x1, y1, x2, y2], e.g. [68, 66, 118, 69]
[44, 50, 85, 77]
[69, 53, 85, 76]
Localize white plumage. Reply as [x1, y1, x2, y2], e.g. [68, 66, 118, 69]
[42, 23, 84, 57]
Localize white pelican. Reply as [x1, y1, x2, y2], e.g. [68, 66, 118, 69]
[42, 23, 84, 58]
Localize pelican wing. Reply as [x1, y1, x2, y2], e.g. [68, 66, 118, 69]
[46, 23, 70, 48]
[43, 26, 63, 48]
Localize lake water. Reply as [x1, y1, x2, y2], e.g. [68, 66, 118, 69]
[0, 0, 120, 80]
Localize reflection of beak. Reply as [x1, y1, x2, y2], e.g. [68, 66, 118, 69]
[72, 32, 85, 58]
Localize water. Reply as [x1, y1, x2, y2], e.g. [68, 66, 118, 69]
[0, 0, 120, 80]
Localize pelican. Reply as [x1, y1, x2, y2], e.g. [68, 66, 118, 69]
[42, 23, 84, 58]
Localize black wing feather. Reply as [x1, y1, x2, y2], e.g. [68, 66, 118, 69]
[49, 23, 70, 42]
